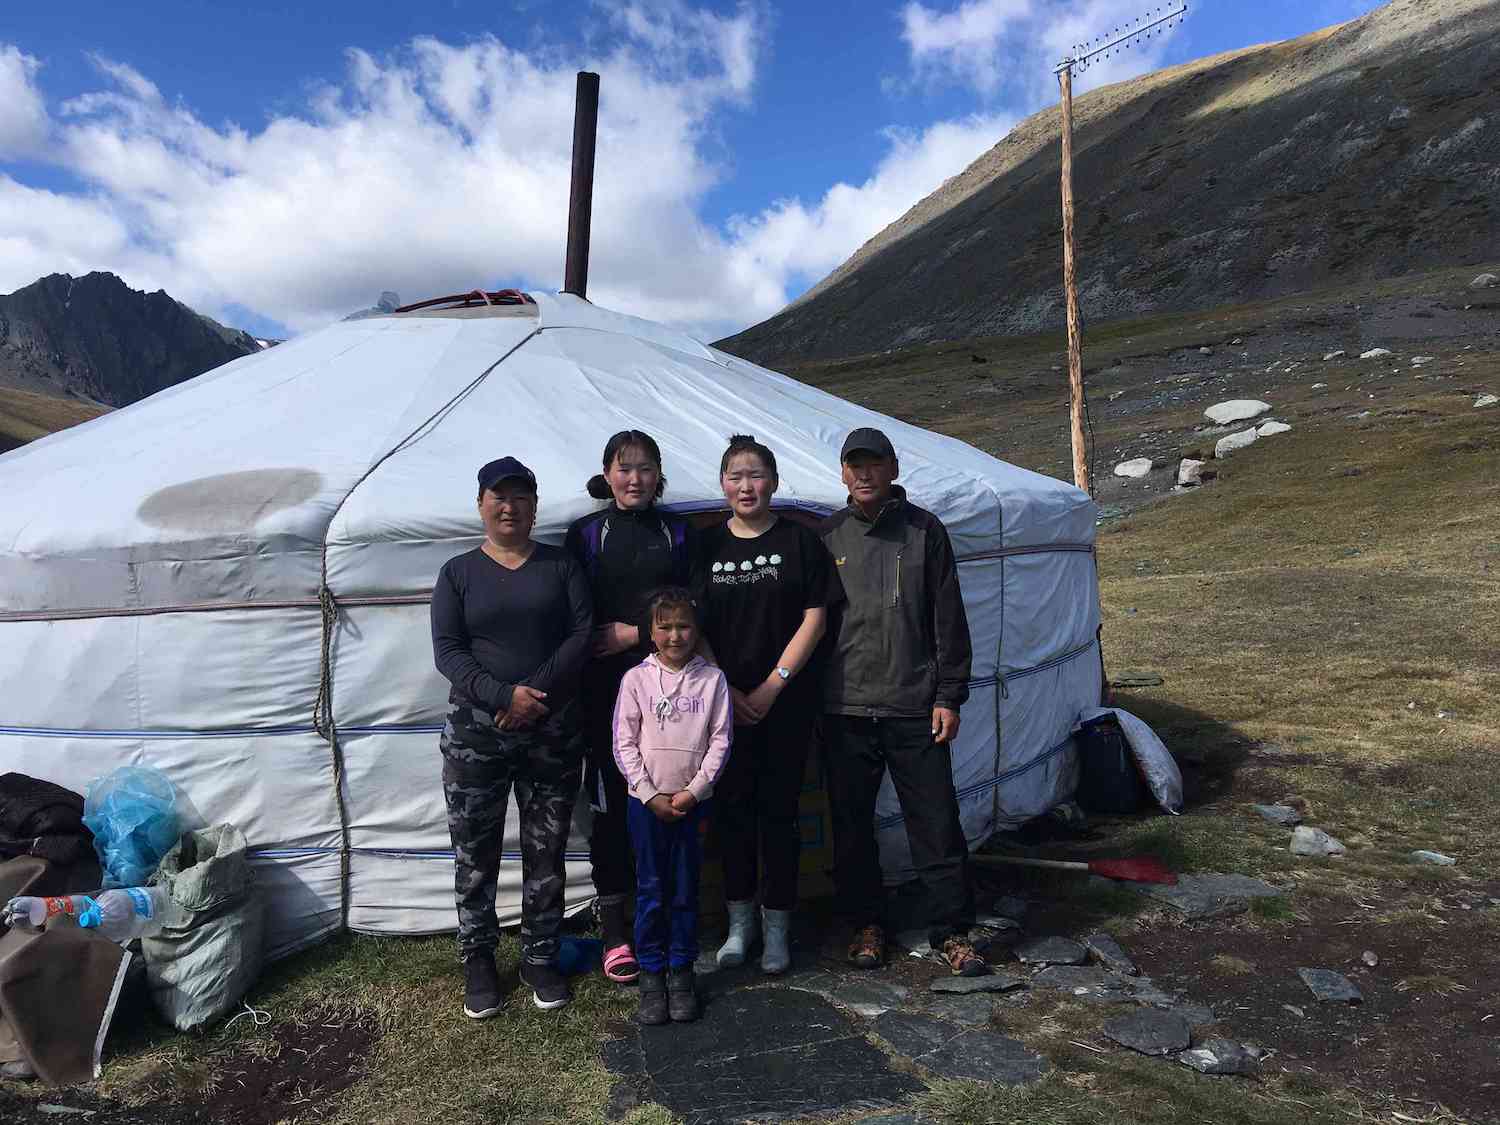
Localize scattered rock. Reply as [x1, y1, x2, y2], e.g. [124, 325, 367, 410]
[1252, 803, 1303, 827]
[1282, 1003, 1306, 1019]
[1322, 351, 1345, 361]
[1030, 965, 1127, 999]
[1256, 420, 1291, 437]
[1362, 951, 1379, 968]
[1102, 1009, 1192, 1056]
[1475, 394, 1498, 408]
[1411, 355, 1435, 365]
[1177, 1039, 1264, 1076]
[1215, 429, 1260, 458]
[1297, 967, 1362, 1004]
[1411, 850, 1456, 866]
[1141, 873, 1285, 920]
[1126, 976, 1177, 1008]
[1178, 458, 1206, 487]
[1470, 273, 1498, 289]
[1204, 399, 1272, 424]
[1199, 346, 1213, 355]
[930, 974, 1026, 995]
[1311, 382, 1328, 388]
[829, 977, 911, 1017]
[923, 1030, 1047, 1085]
[970, 353, 988, 364]
[1016, 937, 1088, 966]
[910, 990, 1006, 1028]
[1359, 348, 1393, 359]
[1084, 933, 1138, 976]
[1114, 457, 1154, 479]
[1231, 337, 1243, 345]
[1291, 826, 1346, 857]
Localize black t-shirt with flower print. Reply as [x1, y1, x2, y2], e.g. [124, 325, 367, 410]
[697, 517, 838, 699]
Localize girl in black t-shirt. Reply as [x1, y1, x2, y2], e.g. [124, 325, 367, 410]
[698, 435, 834, 974]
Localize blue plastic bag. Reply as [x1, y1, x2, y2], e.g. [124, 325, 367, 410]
[82, 766, 181, 888]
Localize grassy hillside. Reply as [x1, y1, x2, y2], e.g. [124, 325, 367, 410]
[0, 386, 109, 453]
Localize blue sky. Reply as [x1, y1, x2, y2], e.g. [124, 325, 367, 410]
[0, 1, 1383, 339]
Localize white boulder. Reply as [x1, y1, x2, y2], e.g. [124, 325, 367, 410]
[1311, 383, 1328, 389]
[1291, 826, 1346, 857]
[1323, 350, 1345, 361]
[1257, 421, 1292, 437]
[1473, 393, 1498, 408]
[1178, 459, 1206, 486]
[1215, 429, 1260, 458]
[1360, 348, 1393, 360]
[1204, 399, 1272, 424]
[1114, 457, 1154, 479]
[1470, 273, 1498, 289]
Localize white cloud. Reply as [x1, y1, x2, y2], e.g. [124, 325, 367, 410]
[0, 1, 1184, 344]
[0, 46, 49, 158]
[900, 0, 1185, 101]
[901, 0, 1034, 95]
[724, 112, 1013, 307]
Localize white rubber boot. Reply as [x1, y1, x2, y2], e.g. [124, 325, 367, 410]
[760, 908, 792, 974]
[716, 900, 759, 968]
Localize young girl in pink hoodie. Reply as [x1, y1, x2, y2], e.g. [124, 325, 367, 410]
[613, 587, 733, 1024]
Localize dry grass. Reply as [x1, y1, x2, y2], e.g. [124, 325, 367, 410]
[0, 385, 109, 450]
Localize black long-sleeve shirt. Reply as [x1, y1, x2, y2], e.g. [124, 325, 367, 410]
[430, 544, 593, 714]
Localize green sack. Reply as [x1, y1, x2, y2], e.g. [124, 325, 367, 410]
[142, 824, 264, 1031]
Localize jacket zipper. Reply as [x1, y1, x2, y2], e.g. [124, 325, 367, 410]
[892, 550, 902, 608]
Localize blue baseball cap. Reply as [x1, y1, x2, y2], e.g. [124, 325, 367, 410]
[477, 456, 537, 493]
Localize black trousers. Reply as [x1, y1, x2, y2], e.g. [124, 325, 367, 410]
[581, 659, 635, 902]
[715, 693, 817, 911]
[822, 714, 974, 947]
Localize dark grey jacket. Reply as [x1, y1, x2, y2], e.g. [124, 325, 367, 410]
[819, 488, 972, 718]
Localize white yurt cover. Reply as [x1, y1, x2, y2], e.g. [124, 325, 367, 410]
[0, 293, 1100, 958]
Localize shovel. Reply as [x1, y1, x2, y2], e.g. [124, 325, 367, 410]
[974, 853, 1177, 885]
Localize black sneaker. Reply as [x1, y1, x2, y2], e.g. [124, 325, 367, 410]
[666, 967, 700, 1022]
[519, 960, 571, 1011]
[637, 970, 669, 1025]
[463, 953, 504, 1019]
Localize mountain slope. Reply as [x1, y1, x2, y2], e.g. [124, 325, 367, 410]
[0, 272, 264, 408]
[718, 0, 1500, 364]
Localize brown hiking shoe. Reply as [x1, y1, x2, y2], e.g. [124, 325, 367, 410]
[941, 936, 988, 977]
[847, 924, 886, 969]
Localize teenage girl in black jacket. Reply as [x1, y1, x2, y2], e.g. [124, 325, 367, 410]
[564, 431, 700, 983]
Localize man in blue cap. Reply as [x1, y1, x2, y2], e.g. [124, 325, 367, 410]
[431, 456, 593, 1016]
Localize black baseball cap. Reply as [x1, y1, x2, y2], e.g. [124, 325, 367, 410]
[477, 456, 537, 493]
[840, 427, 896, 462]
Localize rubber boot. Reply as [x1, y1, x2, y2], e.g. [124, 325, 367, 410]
[637, 971, 669, 1025]
[716, 899, 759, 968]
[666, 967, 700, 1022]
[760, 907, 792, 974]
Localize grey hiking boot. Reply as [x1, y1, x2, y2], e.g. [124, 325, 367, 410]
[638, 970, 669, 1025]
[667, 967, 700, 1022]
[463, 953, 504, 1019]
[519, 960, 571, 1011]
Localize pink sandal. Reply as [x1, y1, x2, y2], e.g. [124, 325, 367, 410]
[603, 943, 640, 983]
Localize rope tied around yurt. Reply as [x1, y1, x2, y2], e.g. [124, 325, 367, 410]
[312, 566, 354, 931]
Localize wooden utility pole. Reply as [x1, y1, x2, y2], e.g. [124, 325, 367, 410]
[1058, 63, 1088, 495]
[563, 71, 600, 299]
[1052, 4, 1188, 496]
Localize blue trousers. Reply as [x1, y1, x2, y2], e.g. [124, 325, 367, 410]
[626, 796, 707, 973]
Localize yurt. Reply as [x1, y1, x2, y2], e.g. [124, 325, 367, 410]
[0, 290, 1101, 958]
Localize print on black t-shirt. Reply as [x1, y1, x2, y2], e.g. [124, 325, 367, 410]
[698, 518, 838, 696]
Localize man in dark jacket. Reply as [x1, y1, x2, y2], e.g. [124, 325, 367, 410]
[819, 428, 984, 976]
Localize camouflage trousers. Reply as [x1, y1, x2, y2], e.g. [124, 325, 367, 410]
[439, 701, 584, 965]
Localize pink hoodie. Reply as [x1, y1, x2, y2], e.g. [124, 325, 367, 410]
[613, 653, 733, 804]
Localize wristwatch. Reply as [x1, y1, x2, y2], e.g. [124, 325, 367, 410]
[775, 666, 792, 681]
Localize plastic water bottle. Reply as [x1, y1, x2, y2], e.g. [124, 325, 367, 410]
[76, 886, 172, 941]
[2, 894, 94, 930]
